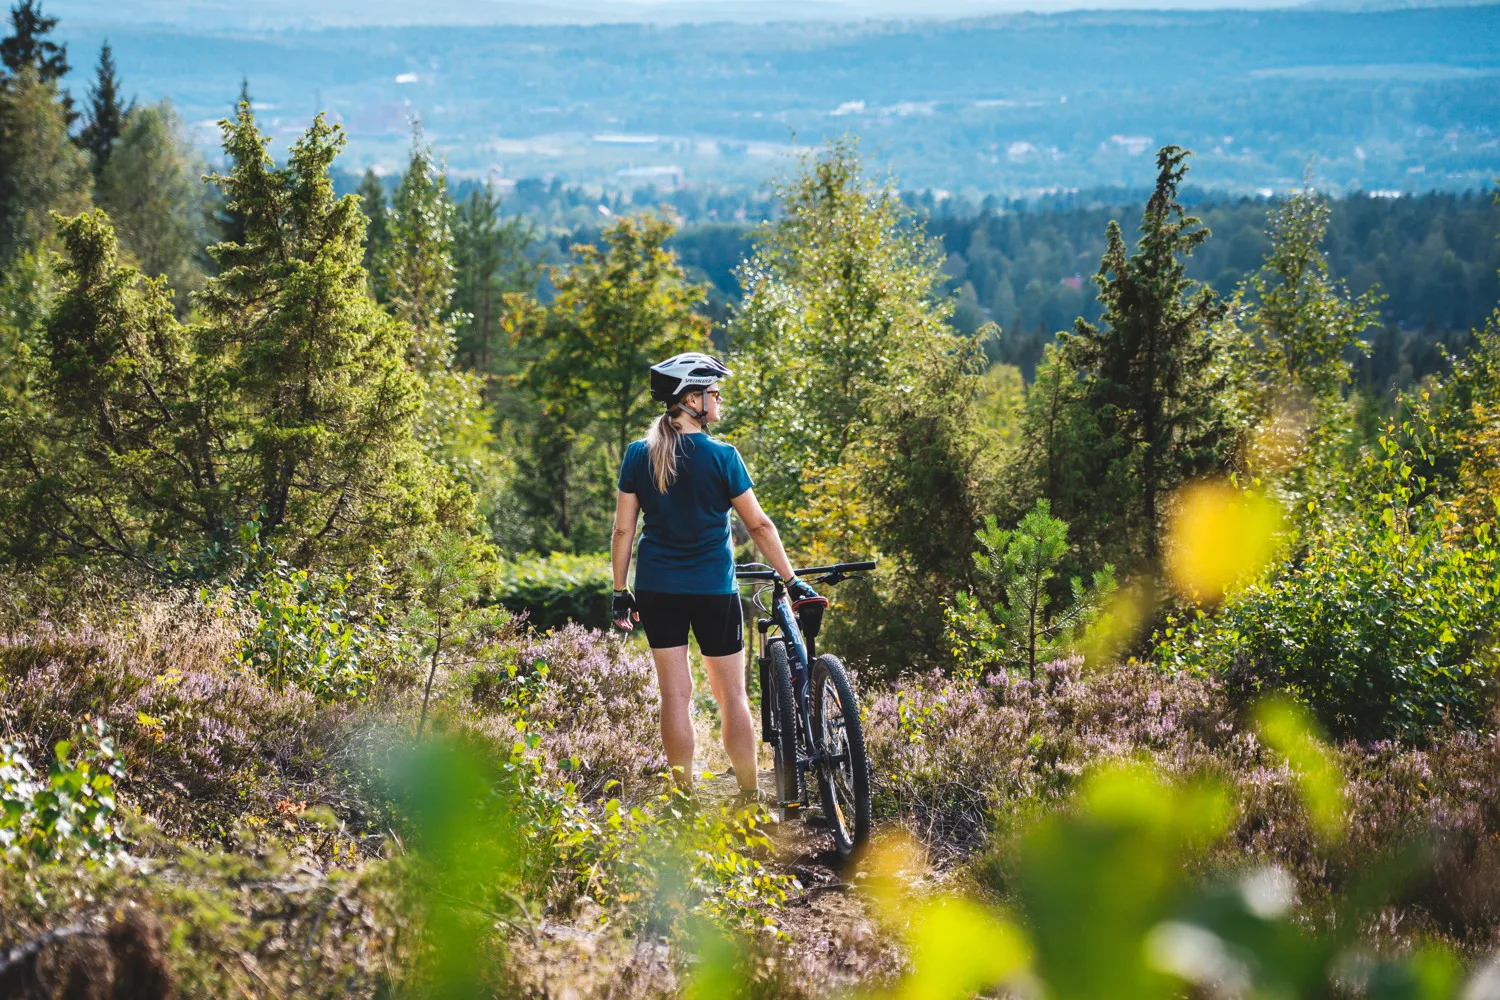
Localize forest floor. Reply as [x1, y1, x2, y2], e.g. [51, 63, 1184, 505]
[506, 676, 915, 998]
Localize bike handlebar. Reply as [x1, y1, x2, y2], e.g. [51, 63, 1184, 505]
[734, 560, 877, 581]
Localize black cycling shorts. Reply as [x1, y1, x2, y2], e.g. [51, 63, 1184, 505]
[635, 591, 744, 657]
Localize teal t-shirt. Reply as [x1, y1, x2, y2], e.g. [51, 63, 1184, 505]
[617, 433, 754, 594]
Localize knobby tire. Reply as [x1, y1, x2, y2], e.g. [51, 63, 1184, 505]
[812, 653, 871, 857]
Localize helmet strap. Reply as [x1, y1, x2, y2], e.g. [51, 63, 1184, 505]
[673, 392, 708, 424]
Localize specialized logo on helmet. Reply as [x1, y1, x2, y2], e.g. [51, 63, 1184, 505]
[649, 352, 732, 404]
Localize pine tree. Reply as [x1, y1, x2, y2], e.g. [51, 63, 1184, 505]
[0, 0, 66, 82]
[79, 41, 129, 177]
[1061, 145, 1229, 568]
[357, 167, 388, 291]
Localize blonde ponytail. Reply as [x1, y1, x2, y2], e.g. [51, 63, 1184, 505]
[646, 409, 683, 494]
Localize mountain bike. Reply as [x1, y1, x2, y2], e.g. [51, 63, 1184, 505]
[736, 560, 875, 858]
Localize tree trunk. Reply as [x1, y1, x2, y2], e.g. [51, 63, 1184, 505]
[417, 626, 443, 741]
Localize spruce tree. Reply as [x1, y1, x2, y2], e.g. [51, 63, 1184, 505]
[375, 132, 495, 483]
[79, 41, 129, 177]
[357, 167, 388, 290]
[0, 0, 66, 82]
[379, 134, 458, 372]
[1062, 145, 1229, 568]
[216, 77, 253, 247]
[453, 181, 533, 388]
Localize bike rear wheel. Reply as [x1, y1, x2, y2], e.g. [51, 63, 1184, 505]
[811, 653, 871, 857]
[766, 639, 802, 821]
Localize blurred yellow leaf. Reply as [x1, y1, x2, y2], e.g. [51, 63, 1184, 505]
[1080, 577, 1155, 668]
[684, 927, 743, 1000]
[899, 897, 1030, 1000]
[1255, 698, 1346, 841]
[860, 832, 928, 926]
[1165, 481, 1284, 604]
[860, 834, 1031, 1000]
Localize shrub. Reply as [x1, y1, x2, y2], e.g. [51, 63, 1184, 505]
[221, 559, 404, 702]
[470, 622, 664, 802]
[1, 719, 124, 865]
[489, 552, 613, 632]
[0, 595, 352, 841]
[862, 659, 1236, 852]
[1156, 445, 1500, 742]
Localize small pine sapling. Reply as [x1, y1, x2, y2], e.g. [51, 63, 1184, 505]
[946, 499, 1116, 681]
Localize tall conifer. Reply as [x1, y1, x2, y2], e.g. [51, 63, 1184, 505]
[453, 181, 532, 387]
[0, 0, 66, 82]
[357, 167, 388, 290]
[201, 105, 467, 560]
[216, 77, 253, 247]
[379, 133, 458, 372]
[376, 132, 496, 490]
[80, 41, 129, 177]
[1062, 145, 1229, 567]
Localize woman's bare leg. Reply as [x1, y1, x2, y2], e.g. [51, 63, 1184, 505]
[651, 645, 695, 790]
[704, 651, 758, 793]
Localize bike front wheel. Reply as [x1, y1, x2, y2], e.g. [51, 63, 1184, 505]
[811, 653, 871, 857]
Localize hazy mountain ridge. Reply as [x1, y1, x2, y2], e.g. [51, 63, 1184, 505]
[49, 4, 1500, 195]
[53, 0, 1325, 30]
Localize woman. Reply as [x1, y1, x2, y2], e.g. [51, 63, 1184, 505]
[611, 352, 824, 801]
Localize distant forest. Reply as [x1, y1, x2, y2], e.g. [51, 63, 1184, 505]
[515, 182, 1500, 393]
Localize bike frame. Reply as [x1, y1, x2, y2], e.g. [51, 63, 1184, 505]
[740, 561, 875, 792]
[757, 579, 818, 760]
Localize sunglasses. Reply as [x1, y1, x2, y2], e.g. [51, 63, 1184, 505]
[704, 389, 722, 400]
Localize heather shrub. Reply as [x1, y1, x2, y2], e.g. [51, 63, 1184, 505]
[866, 658, 1500, 954]
[470, 623, 665, 801]
[862, 659, 1237, 852]
[0, 595, 354, 840]
[490, 552, 613, 632]
[1157, 445, 1500, 742]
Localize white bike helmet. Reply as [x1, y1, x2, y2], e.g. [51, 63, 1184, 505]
[649, 352, 731, 405]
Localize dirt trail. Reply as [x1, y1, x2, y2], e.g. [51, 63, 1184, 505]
[695, 765, 905, 990]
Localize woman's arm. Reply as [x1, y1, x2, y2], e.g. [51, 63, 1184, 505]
[729, 489, 798, 582]
[611, 490, 641, 591]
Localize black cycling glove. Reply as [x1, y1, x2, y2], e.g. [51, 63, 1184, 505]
[786, 577, 827, 611]
[612, 589, 637, 630]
